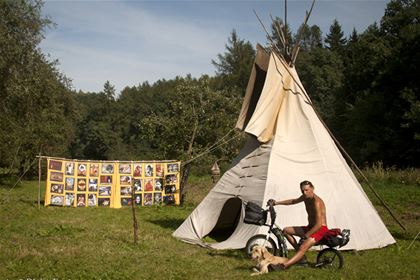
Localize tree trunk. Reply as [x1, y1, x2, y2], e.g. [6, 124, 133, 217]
[180, 115, 199, 205]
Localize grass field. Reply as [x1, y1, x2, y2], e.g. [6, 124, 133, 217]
[1, 172, 419, 279]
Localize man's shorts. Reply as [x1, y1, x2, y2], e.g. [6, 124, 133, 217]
[302, 225, 329, 242]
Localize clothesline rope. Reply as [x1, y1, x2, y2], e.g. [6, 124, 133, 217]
[182, 129, 243, 167]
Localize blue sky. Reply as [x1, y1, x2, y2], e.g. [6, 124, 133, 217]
[40, 0, 390, 93]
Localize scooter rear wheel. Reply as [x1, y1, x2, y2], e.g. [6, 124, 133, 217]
[316, 248, 344, 269]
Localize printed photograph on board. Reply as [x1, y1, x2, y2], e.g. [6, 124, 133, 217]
[77, 163, 87, 176]
[88, 178, 98, 192]
[156, 164, 163, 177]
[120, 175, 132, 185]
[100, 175, 112, 184]
[165, 174, 177, 184]
[133, 179, 142, 192]
[88, 194, 97, 206]
[51, 195, 64, 206]
[65, 162, 74, 175]
[167, 163, 179, 173]
[50, 183, 64, 194]
[120, 186, 132, 196]
[65, 193, 75, 207]
[101, 163, 114, 174]
[77, 178, 87, 191]
[154, 178, 163, 191]
[65, 177, 74, 191]
[165, 185, 177, 194]
[90, 163, 99, 177]
[98, 198, 110, 206]
[134, 194, 142, 206]
[49, 160, 62, 171]
[154, 193, 162, 204]
[133, 164, 142, 177]
[77, 194, 86, 207]
[164, 194, 175, 205]
[98, 186, 111, 196]
[119, 163, 131, 174]
[50, 172, 63, 182]
[144, 193, 153, 206]
[144, 179, 153, 192]
[145, 164, 153, 177]
[121, 197, 132, 206]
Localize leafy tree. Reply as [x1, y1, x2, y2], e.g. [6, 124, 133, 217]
[139, 76, 242, 161]
[295, 48, 344, 124]
[113, 79, 181, 160]
[378, 0, 420, 165]
[69, 82, 122, 160]
[325, 19, 347, 54]
[340, 0, 420, 166]
[348, 28, 359, 44]
[212, 29, 255, 94]
[337, 24, 391, 164]
[0, 0, 76, 178]
[138, 76, 243, 196]
[295, 24, 323, 51]
[102, 80, 116, 101]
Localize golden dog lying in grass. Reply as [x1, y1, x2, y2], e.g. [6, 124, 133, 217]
[250, 245, 288, 276]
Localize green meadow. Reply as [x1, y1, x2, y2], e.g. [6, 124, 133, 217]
[1, 170, 419, 279]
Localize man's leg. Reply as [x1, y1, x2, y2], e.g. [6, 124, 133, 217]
[283, 226, 305, 250]
[283, 238, 316, 268]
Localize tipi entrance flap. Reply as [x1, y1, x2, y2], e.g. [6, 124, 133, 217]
[244, 53, 293, 143]
[236, 44, 269, 131]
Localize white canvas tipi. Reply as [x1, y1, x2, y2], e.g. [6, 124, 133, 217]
[172, 45, 396, 251]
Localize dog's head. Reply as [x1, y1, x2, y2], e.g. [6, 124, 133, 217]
[251, 245, 270, 261]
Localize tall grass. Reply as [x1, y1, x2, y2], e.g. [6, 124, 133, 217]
[357, 161, 420, 186]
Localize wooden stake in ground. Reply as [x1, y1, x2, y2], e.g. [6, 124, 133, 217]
[38, 153, 41, 209]
[131, 181, 139, 244]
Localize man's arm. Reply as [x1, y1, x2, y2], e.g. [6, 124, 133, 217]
[273, 196, 304, 206]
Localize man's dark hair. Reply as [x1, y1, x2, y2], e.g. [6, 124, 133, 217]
[300, 180, 313, 189]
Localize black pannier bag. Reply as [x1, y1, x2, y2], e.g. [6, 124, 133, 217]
[244, 201, 267, 225]
[323, 228, 351, 248]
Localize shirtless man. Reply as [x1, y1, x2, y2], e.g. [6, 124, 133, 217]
[269, 180, 328, 269]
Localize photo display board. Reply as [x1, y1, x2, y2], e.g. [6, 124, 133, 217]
[45, 158, 181, 208]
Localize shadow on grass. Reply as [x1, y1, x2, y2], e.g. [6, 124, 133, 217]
[17, 198, 45, 207]
[146, 218, 185, 230]
[207, 249, 247, 260]
[391, 230, 419, 241]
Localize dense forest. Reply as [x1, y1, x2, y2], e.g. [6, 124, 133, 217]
[0, 0, 419, 182]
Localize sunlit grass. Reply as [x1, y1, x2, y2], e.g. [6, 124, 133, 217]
[0, 174, 419, 279]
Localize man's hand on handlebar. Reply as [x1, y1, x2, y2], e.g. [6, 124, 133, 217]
[267, 199, 276, 206]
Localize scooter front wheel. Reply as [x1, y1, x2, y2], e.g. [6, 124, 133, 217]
[245, 234, 278, 257]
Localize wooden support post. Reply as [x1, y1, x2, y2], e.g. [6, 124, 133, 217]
[38, 153, 41, 209]
[131, 181, 138, 244]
